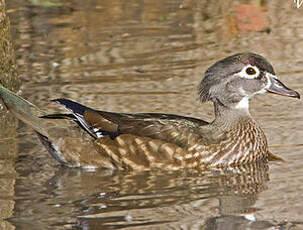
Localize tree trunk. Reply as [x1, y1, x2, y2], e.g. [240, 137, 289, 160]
[0, 0, 20, 229]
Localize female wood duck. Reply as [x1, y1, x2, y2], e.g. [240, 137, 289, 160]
[0, 53, 299, 170]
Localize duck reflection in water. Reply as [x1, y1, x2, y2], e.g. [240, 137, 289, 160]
[13, 156, 302, 229]
[28, 159, 292, 229]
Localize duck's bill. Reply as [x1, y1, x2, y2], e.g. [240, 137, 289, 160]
[266, 74, 300, 99]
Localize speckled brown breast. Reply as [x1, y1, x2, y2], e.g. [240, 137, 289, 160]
[92, 118, 268, 171]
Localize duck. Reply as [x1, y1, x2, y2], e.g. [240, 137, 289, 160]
[0, 53, 299, 170]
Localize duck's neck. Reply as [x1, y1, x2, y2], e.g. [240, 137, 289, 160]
[204, 100, 268, 166]
[211, 99, 252, 129]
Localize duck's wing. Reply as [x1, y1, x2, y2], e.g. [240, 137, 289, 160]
[43, 99, 210, 148]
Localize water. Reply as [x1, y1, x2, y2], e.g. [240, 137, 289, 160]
[2, 0, 303, 229]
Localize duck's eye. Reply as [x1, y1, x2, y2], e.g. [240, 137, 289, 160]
[246, 67, 256, 75]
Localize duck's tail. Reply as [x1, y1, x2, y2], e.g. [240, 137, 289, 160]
[0, 86, 77, 166]
[0, 86, 106, 167]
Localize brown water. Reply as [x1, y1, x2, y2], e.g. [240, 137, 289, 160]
[2, 0, 303, 229]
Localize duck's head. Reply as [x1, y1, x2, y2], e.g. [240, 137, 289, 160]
[199, 53, 300, 111]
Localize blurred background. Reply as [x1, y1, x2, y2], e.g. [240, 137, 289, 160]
[0, 0, 302, 229]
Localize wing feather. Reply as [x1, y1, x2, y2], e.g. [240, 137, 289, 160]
[46, 99, 210, 148]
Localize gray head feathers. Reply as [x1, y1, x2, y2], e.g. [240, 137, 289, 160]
[199, 53, 275, 103]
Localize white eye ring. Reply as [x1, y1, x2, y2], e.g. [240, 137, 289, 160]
[238, 65, 260, 79]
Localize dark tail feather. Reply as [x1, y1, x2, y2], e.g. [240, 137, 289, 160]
[51, 99, 120, 140]
[51, 98, 90, 115]
[51, 98, 100, 139]
[40, 113, 75, 119]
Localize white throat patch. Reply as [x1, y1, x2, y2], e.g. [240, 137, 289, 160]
[235, 96, 249, 110]
[234, 87, 250, 111]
